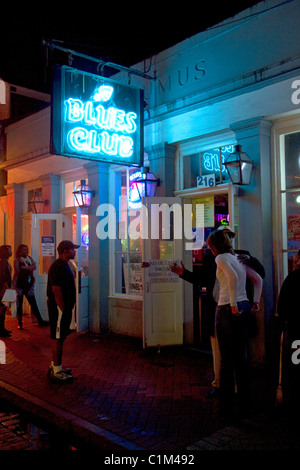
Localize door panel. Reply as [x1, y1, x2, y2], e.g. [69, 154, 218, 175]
[152, 291, 177, 332]
[31, 214, 62, 321]
[143, 197, 183, 348]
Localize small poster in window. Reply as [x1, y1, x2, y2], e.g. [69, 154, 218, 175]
[288, 215, 300, 240]
[41, 236, 55, 256]
[123, 263, 143, 296]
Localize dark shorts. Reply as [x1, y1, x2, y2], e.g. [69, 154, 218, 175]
[47, 300, 73, 341]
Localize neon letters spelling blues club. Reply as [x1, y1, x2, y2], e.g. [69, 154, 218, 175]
[51, 66, 143, 166]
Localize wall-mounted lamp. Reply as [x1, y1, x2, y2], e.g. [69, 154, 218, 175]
[133, 167, 160, 197]
[29, 191, 48, 213]
[223, 145, 254, 185]
[72, 180, 95, 208]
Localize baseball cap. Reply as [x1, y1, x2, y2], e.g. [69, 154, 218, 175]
[57, 240, 80, 253]
[217, 225, 236, 237]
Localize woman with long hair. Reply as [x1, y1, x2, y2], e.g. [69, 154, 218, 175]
[13, 244, 48, 329]
[0, 245, 12, 337]
[207, 229, 263, 419]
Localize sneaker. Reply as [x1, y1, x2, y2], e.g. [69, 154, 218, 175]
[206, 387, 220, 399]
[48, 369, 73, 384]
[47, 363, 72, 377]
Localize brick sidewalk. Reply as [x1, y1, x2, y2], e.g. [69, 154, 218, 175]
[0, 409, 38, 450]
[0, 314, 298, 451]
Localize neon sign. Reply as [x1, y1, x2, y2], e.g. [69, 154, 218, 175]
[51, 66, 143, 166]
[201, 145, 234, 180]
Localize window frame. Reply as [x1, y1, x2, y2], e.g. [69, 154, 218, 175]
[271, 115, 300, 297]
[109, 165, 143, 299]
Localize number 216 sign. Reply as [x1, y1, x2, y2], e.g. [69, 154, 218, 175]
[197, 174, 216, 188]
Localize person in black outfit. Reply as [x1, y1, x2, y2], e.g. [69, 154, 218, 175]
[171, 226, 265, 398]
[277, 250, 300, 412]
[13, 244, 48, 329]
[47, 240, 79, 383]
[0, 245, 12, 337]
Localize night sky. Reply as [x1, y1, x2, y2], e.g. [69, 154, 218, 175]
[1, 2, 261, 93]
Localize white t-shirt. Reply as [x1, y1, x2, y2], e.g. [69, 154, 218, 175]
[215, 252, 262, 307]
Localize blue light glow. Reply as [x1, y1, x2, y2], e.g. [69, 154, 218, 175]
[52, 66, 143, 166]
[93, 85, 114, 102]
[202, 145, 234, 175]
[67, 127, 134, 157]
[65, 95, 137, 160]
[65, 99, 137, 134]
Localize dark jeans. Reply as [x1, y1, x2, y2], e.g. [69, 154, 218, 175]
[216, 301, 251, 412]
[17, 294, 43, 325]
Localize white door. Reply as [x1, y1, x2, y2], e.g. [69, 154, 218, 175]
[142, 197, 183, 348]
[31, 213, 63, 321]
[31, 212, 89, 331]
[73, 207, 89, 332]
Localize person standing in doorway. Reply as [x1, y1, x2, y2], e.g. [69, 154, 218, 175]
[47, 240, 79, 383]
[206, 229, 263, 419]
[13, 244, 48, 329]
[0, 245, 13, 337]
[170, 226, 265, 399]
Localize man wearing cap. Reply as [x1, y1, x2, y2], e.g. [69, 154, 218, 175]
[47, 240, 79, 383]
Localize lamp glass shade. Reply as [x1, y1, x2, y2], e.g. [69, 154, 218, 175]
[134, 169, 160, 197]
[29, 191, 47, 213]
[224, 145, 254, 185]
[73, 180, 94, 207]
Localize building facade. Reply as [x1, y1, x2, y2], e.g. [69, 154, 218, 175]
[1, 0, 300, 365]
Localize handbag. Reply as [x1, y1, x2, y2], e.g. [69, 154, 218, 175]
[2, 288, 17, 303]
[1, 288, 17, 318]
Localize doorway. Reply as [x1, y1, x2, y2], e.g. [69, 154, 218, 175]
[192, 194, 229, 349]
[22, 211, 89, 331]
[31, 213, 62, 322]
[177, 184, 238, 350]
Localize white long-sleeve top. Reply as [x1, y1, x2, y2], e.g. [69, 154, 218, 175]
[215, 252, 262, 307]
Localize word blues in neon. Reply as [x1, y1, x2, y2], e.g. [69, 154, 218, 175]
[65, 99, 137, 134]
[63, 84, 140, 161]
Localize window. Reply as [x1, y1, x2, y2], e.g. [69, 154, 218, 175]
[111, 168, 143, 297]
[183, 145, 234, 189]
[280, 131, 300, 275]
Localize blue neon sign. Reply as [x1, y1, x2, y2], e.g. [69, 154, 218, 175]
[51, 66, 143, 166]
[201, 145, 233, 181]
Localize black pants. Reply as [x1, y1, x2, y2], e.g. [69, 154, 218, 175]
[17, 294, 43, 325]
[216, 301, 251, 413]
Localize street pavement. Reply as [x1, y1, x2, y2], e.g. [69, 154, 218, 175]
[0, 313, 299, 452]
